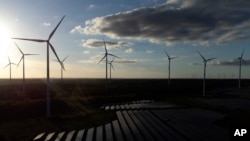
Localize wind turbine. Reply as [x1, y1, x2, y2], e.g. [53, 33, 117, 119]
[15, 42, 39, 84]
[197, 51, 216, 97]
[108, 58, 115, 83]
[238, 49, 245, 88]
[98, 40, 119, 91]
[12, 16, 65, 117]
[54, 56, 68, 82]
[3, 57, 16, 81]
[164, 51, 178, 86]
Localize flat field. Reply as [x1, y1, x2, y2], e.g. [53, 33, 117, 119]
[0, 78, 249, 140]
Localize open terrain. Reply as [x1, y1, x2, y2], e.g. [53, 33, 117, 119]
[0, 78, 250, 140]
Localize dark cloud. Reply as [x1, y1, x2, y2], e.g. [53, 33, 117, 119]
[82, 39, 133, 49]
[71, 0, 250, 45]
[113, 60, 136, 64]
[211, 59, 250, 66]
[99, 59, 136, 64]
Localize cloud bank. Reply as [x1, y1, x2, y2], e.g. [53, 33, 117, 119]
[82, 39, 133, 49]
[71, 0, 250, 46]
[211, 59, 250, 66]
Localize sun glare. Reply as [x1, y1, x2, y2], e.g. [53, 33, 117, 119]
[0, 23, 11, 56]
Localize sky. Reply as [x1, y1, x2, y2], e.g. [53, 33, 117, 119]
[0, 0, 250, 79]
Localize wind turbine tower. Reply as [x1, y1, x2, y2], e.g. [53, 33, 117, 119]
[165, 51, 178, 86]
[108, 58, 115, 83]
[54, 56, 68, 82]
[197, 51, 216, 97]
[99, 40, 119, 91]
[12, 16, 65, 117]
[15, 42, 38, 84]
[238, 49, 245, 88]
[4, 57, 16, 81]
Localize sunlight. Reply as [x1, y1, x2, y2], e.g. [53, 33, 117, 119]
[0, 23, 11, 57]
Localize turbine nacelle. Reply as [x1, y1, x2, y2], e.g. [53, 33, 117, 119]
[197, 51, 217, 97]
[206, 57, 217, 62]
[108, 58, 116, 71]
[165, 50, 178, 60]
[3, 57, 16, 69]
[53, 55, 68, 70]
[98, 40, 120, 64]
[197, 51, 216, 62]
[15, 42, 39, 67]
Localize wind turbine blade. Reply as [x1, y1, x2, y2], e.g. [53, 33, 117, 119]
[103, 40, 107, 53]
[53, 59, 65, 70]
[61, 62, 65, 70]
[98, 55, 106, 64]
[197, 51, 206, 61]
[14, 42, 24, 54]
[17, 56, 24, 67]
[241, 49, 245, 58]
[111, 64, 115, 71]
[108, 53, 120, 58]
[164, 50, 170, 58]
[8, 57, 11, 64]
[48, 15, 65, 40]
[53, 59, 60, 62]
[12, 38, 46, 42]
[207, 57, 217, 62]
[49, 43, 63, 69]
[62, 56, 68, 62]
[3, 64, 10, 69]
[25, 54, 39, 56]
[111, 58, 115, 63]
[171, 56, 178, 59]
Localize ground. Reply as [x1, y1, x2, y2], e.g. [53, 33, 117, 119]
[0, 78, 249, 140]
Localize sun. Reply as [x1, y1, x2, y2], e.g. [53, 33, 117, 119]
[0, 23, 11, 56]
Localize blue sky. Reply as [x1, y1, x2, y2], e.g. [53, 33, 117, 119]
[0, 0, 250, 79]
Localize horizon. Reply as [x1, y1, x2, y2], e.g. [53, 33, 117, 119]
[0, 0, 250, 79]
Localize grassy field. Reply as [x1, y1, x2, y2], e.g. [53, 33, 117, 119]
[0, 78, 249, 140]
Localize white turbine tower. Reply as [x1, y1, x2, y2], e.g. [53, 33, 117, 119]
[54, 56, 68, 82]
[108, 58, 115, 83]
[12, 16, 65, 117]
[164, 51, 178, 86]
[99, 40, 119, 91]
[15, 42, 38, 84]
[3, 57, 16, 81]
[197, 51, 216, 97]
[238, 49, 245, 88]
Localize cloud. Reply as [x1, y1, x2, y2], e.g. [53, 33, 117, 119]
[89, 53, 137, 64]
[113, 60, 136, 64]
[146, 50, 154, 53]
[211, 59, 250, 66]
[82, 39, 133, 49]
[78, 54, 102, 64]
[88, 4, 96, 9]
[71, 0, 250, 45]
[43, 22, 51, 26]
[189, 62, 201, 66]
[78, 60, 95, 64]
[83, 50, 90, 54]
[125, 48, 133, 53]
[70, 25, 83, 34]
